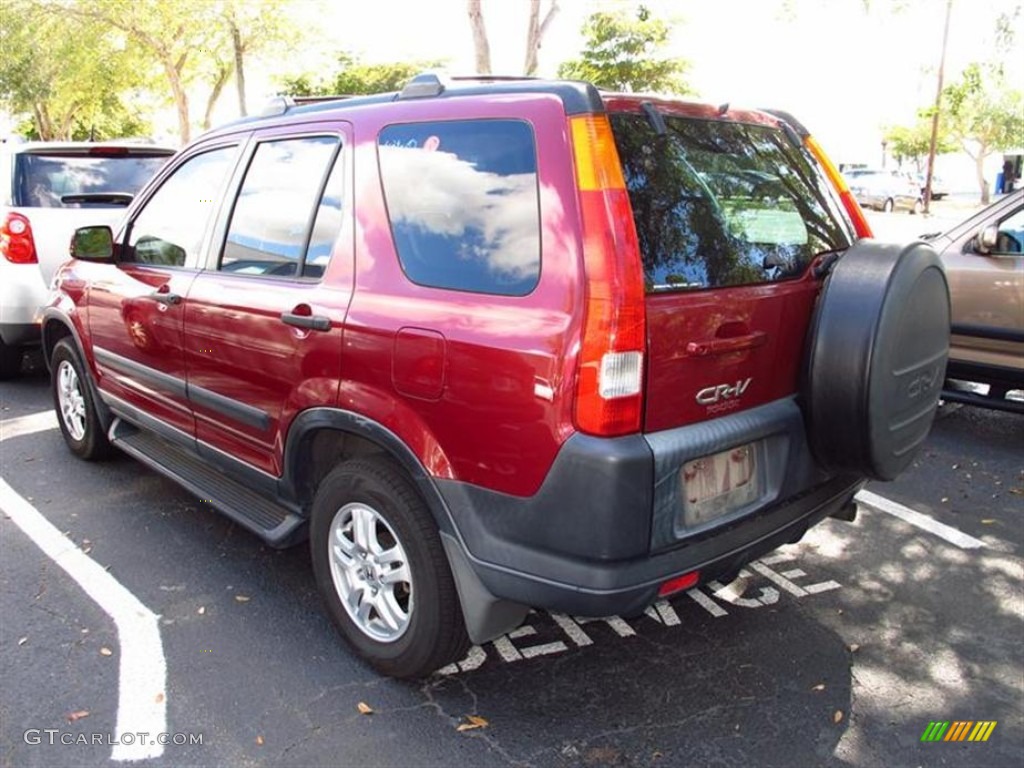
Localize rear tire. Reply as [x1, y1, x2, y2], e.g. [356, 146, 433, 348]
[0, 339, 24, 380]
[50, 339, 112, 460]
[911, 198, 923, 215]
[882, 198, 895, 213]
[310, 457, 469, 678]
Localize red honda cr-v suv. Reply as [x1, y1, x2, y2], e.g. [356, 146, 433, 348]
[44, 74, 950, 677]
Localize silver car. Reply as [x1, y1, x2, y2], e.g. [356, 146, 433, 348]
[847, 170, 923, 214]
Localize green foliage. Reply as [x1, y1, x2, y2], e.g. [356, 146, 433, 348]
[556, 5, 693, 94]
[0, 0, 154, 139]
[882, 115, 956, 171]
[942, 62, 1024, 201]
[278, 54, 445, 97]
[943, 63, 1024, 153]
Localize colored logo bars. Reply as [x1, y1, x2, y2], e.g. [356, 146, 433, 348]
[921, 721, 997, 742]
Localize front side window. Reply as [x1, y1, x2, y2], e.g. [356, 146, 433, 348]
[220, 136, 340, 278]
[610, 113, 852, 292]
[127, 146, 237, 267]
[378, 119, 541, 296]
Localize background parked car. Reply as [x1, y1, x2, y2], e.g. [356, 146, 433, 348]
[846, 170, 923, 213]
[0, 140, 174, 378]
[924, 190, 1024, 412]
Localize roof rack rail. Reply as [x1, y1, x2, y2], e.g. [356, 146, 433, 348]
[449, 74, 543, 82]
[399, 72, 446, 100]
[292, 95, 356, 104]
[258, 95, 296, 117]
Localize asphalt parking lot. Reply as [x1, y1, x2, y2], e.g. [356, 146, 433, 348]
[1, 359, 1021, 768]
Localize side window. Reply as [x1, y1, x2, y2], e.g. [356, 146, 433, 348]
[220, 136, 340, 279]
[127, 147, 237, 267]
[995, 207, 1024, 254]
[377, 119, 540, 296]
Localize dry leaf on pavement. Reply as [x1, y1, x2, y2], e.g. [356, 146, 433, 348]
[66, 710, 90, 722]
[357, 702, 373, 715]
[99, 647, 113, 656]
[457, 715, 489, 732]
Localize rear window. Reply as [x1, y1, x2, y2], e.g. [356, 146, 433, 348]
[610, 113, 852, 292]
[13, 151, 170, 208]
[377, 119, 541, 296]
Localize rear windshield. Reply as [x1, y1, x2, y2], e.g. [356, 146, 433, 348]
[13, 152, 170, 208]
[610, 113, 852, 292]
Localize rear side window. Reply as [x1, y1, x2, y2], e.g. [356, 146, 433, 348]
[610, 114, 851, 292]
[221, 136, 341, 279]
[13, 152, 170, 208]
[378, 119, 540, 296]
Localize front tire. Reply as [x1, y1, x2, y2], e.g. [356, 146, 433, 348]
[310, 457, 469, 678]
[50, 339, 112, 460]
[882, 197, 895, 213]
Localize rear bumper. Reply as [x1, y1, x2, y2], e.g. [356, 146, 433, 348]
[449, 474, 862, 617]
[437, 397, 864, 617]
[0, 322, 41, 347]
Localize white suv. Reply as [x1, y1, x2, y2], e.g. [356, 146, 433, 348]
[0, 140, 173, 378]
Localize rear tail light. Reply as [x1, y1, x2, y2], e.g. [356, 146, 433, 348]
[569, 115, 646, 436]
[1, 212, 38, 264]
[658, 570, 700, 597]
[804, 135, 874, 239]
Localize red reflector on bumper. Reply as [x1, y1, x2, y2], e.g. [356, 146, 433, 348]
[658, 571, 700, 597]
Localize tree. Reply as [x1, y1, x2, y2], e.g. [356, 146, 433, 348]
[278, 55, 445, 97]
[467, 0, 492, 74]
[52, 0, 226, 144]
[523, 0, 560, 76]
[0, 0, 153, 140]
[943, 62, 1024, 203]
[883, 116, 956, 173]
[556, 5, 694, 94]
[466, 0, 560, 75]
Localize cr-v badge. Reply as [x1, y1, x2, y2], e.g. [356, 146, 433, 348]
[696, 378, 752, 405]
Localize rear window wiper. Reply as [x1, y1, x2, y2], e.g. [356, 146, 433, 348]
[640, 101, 667, 136]
[60, 192, 134, 206]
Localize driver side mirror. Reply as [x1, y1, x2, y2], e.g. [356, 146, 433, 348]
[973, 224, 999, 255]
[70, 226, 114, 262]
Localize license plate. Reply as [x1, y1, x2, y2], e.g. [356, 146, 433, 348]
[681, 443, 760, 528]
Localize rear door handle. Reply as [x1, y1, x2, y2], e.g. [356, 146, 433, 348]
[281, 310, 330, 332]
[150, 291, 181, 306]
[686, 331, 767, 357]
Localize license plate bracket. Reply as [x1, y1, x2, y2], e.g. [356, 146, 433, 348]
[680, 442, 760, 528]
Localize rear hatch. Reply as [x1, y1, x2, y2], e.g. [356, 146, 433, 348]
[605, 100, 854, 433]
[10, 145, 173, 280]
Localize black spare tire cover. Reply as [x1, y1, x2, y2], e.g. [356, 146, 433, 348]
[803, 240, 950, 481]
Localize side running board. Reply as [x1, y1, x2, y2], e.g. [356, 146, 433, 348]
[109, 419, 307, 548]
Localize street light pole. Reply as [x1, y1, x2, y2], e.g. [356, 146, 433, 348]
[924, 0, 954, 215]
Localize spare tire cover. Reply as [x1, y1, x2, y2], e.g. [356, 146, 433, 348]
[804, 240, 950, 481]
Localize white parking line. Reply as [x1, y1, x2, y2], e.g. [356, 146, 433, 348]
[0, 410, 58, 441]
[854, 489, 987, 550]
[0, 479, 167, 762]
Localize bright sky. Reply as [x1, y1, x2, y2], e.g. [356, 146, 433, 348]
[246, 0, 1021, 164]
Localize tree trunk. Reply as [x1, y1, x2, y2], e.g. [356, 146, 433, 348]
[467, 0, 492, 74]
[203, 64, 233, 130]
[975, 151, 991, 205]
[523, 0, 559, 76]
[161, 54, 191, 144]
[230, 20, 247, 117]
[33, 104, 54, 141]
